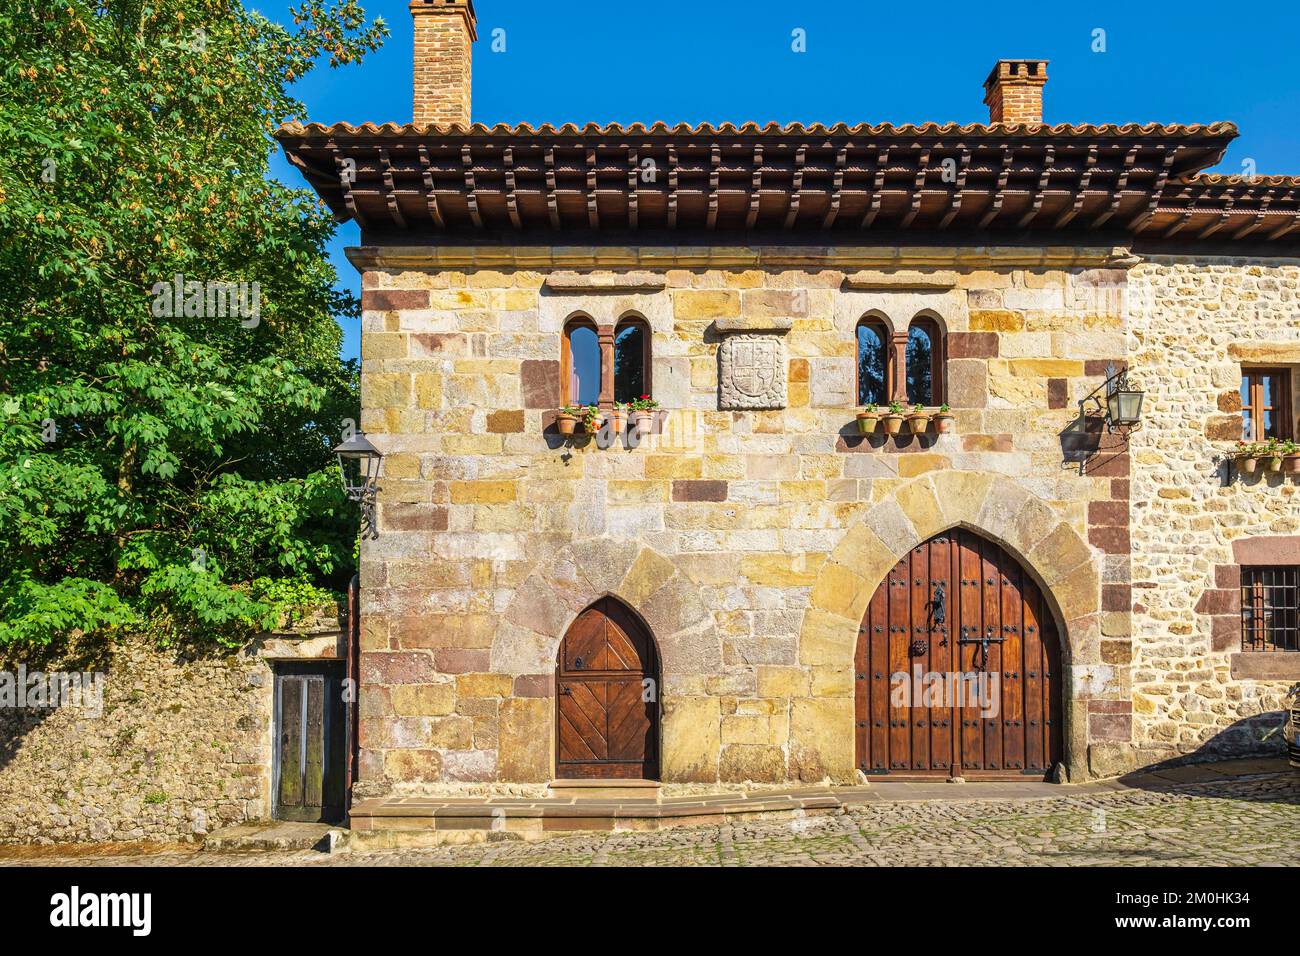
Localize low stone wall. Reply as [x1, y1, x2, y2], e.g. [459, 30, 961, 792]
[0, 635, 270, 845]
[0, 606, 344, 845]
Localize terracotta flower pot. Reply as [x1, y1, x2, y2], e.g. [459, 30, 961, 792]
[1284, 454, 1300, 474]
[1266, 455, 1283, 473]
[633, 411, 654, 434]
[610, 411, 626, 434]
[882, 414, 905, 436]
[1238, 456, 1258, 475]
[932, 414, 955, 434]
[856, 412, 880, 435]
[907, 413, 930, 434]
[556, 413, 577, 436]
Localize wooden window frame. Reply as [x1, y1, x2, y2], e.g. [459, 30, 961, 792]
[1241, 367, 1293, 442]
[904, 316, 946, 407]
[613, 316, 653, 405]
[1241, 565, 1300, 652]
[855, 318, 891, 406]
[854, 314, 947, 407]
[561, 316, 601, 407]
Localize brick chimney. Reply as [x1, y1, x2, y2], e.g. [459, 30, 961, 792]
[411, 0, 477, 127]
[983, 59, 1049, 125]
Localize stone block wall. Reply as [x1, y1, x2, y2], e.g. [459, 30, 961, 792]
[0, 609, 345, 845]
[0, 636, 269, 845]
[355, 247, 1137, 790]
[1127, 257, 1300, 764]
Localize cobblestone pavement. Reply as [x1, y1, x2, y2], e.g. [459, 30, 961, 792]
[4, 774, 1298, 867]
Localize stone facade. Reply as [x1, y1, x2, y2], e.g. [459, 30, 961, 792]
[0, 612, 345, 844]
[351, 245, 1193, 791]
[1125, 257, 1300, 770]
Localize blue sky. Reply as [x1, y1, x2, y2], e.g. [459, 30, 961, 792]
[261, 0, 1300, 361]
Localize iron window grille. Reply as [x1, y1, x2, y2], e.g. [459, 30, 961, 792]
[1241, 565, 1300, 652]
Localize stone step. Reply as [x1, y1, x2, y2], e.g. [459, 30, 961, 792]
[546, 778, 663, 801]
[201, 821, 346, 853]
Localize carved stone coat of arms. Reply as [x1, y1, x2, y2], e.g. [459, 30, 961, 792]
[719, 333, 787, 410]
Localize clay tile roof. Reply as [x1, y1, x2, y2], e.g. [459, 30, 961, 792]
[274, 118, 1300, 243]
[276, 120, 1240, 139]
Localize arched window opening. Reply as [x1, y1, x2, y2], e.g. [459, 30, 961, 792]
[906, 318, 943, 406]
[563, 318, 601, 406]
[613, 318, 650, 405]
[856, 320, 889, 406]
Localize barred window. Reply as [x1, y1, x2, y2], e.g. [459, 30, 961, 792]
[1241, 565, 1299, 652]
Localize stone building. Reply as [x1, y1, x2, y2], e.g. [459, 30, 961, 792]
[277, 0, 1300, 797]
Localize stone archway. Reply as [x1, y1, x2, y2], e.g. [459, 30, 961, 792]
[492, 538, 721, 783]
[795, 471, 1100, 783]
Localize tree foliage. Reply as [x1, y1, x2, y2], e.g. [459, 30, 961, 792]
[0, 0, 387, 645]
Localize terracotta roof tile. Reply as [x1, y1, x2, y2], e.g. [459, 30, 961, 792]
[275, 120, 1239, 139]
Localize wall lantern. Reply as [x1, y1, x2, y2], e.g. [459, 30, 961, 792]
[1102, 363, 1144, 432]
[333, 430, 382, 539]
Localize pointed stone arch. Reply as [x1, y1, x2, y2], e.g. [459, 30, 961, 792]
[795, 470, 1099, 782]
[493, 537, 721, 783]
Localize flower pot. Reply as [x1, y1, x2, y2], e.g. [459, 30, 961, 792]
[907, 413, 930, 434]
[633, 411, 654, 434]
[609, 411, 626, 435]
[1284, 454, 1300, 474]
[1238, 456, 1258, 475]
[1266, 455, 1283, 473]
[932, 414, 955, 434]
[579, 417, 601, 435]
[556, 413, 577, 436]
[856, 412, 880, 435]
[882, 414, 905, 436]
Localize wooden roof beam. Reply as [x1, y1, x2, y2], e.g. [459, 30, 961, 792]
[1092, 145, 1138, 228]
[783, 145, 806, 229]
[544, 146, 560, 230]
[860, 148, 889, 229]
[746, 144, 763, 229]
[461, 144, 483, 229]
[899, 148, 931, 230]
[822, 146, 848, 229]
[978, 146, 1014, 228]
[937, 147, 971, 230]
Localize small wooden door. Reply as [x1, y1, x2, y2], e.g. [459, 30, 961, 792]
[274, 662, 346, 822]
[556, 598, 659, 779]
[855, 530, 1063, 779]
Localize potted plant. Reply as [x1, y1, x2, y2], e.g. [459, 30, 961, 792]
[578, 404, 602, 435]
[1283, 439, 1300, 474]
[932, 403, 955, 434]
[907, 402, 930, 434]
[856, 402, 881, 435]
[1264, 438, 1284, 472]
[882, 400, 906, 436]
[629, 394, 658, 433]
[556, 404, 581, 436]
[1235, 441, 1261, 474]
[609, 403, 627, 435]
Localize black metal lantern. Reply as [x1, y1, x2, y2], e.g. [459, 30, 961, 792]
[333, 430, 382, 539]
[1103, 363, 1144, 431]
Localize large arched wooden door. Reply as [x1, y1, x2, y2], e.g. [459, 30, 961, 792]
[556, 598, 659, 780]
[855, 530, 1063, 780]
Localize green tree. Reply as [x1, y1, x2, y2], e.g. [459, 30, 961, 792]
[0, 0, 387, 646]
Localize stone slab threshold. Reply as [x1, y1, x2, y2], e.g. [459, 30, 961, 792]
[200, 821, 347, 854]
[342, 757, 1293, 849]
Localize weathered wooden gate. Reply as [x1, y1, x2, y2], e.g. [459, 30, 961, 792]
[273, 662, 347, 822]
[555, 598, 659, 780]
[855, 530, 1063, 779]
